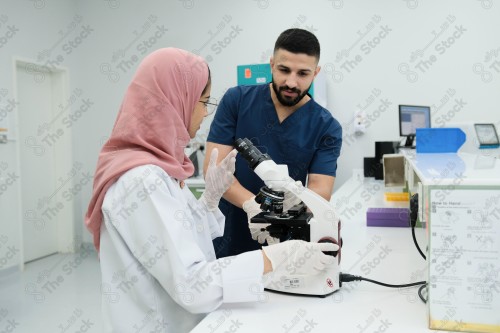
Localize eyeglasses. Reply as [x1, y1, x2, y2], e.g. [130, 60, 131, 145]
[199, 97, 218, 115]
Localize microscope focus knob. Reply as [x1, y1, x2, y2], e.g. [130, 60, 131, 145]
[318, 237, 339, 257]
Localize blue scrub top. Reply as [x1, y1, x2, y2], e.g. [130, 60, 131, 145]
[208, 84, 342, 257]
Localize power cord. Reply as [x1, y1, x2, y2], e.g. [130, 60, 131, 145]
[410, 193, 426, 260]
[340, 273, 426, 288]
[418, 283, 428, 303]
[412, 226, 426, 260]
[408, 193, 428, 303]
[339, 194, 429, 304]
[340, 273, 428, 304]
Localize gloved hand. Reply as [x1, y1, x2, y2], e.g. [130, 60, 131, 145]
[262, 240, 338, 275]
[282, 180, 303, 212]
[199, 148, 237, 211]
[243, 197, 279, 245]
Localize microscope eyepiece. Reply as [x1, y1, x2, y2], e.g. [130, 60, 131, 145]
[234, 138, 271, 169]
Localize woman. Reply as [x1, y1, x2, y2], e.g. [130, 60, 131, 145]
[85, 48, 335, 332]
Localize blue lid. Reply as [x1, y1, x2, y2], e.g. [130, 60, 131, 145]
[416, 128, 466, 153]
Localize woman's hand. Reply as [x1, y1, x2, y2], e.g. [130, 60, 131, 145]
[199, 148, 237, 211]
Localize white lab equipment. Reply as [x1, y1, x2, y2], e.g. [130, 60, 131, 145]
[235, 138, 342, 297]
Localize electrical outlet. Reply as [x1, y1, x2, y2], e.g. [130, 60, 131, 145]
[354, 111, 366, 135]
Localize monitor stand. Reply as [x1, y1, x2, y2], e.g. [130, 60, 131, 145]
[402, 135, 415, 149]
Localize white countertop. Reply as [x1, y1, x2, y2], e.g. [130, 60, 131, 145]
[403, 150, 500, 186]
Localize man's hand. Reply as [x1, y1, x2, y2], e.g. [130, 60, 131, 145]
[243, 197, 279, 245]
[282, 180, 303, 212]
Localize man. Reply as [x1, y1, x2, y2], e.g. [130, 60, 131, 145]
[205, 28, 343, 257]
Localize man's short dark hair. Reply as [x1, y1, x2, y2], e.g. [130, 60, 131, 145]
[274, 28, 320, 60]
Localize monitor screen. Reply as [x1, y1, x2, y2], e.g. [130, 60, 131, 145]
[398, 105, 431, 148]
[399, 105, 431, 137]
[474, 123, 500, 147]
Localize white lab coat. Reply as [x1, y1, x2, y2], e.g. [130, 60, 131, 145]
[99, 165, 264, 333]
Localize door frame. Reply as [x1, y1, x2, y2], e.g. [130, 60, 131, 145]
[12, 57, 76, 271]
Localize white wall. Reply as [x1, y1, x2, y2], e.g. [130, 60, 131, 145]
[1, 0, 500, 258]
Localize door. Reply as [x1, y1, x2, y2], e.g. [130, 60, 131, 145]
[16, 61, 70, 262]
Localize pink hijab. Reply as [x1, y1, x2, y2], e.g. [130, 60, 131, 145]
[85, 48, 209, 250]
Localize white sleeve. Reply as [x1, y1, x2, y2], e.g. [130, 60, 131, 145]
[104, 166, 264, 314]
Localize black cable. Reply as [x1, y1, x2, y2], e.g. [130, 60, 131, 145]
[340, 273, 426, 288]
[418, 283, 428, 303]
[410, 193, 426, 260]
[412, 225, 426, 260]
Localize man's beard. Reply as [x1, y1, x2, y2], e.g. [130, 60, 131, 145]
[271, 80, 311, 107]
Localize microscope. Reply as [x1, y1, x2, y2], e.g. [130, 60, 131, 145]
[235, 138, 342, 297]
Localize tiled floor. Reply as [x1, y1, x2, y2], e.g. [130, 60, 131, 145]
[0, 245, 104, 332]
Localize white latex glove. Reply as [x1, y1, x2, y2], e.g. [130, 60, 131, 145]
[199, 148, 237, 211]
[243, 197, 279, 245]
[282, 180, 303, 212]
[262, 240, 338, 275]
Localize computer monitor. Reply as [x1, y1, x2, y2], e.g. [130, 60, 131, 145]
[399, 105, 431, 147]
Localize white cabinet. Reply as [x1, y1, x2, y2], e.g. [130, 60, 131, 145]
[403, 151, 500, 332]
